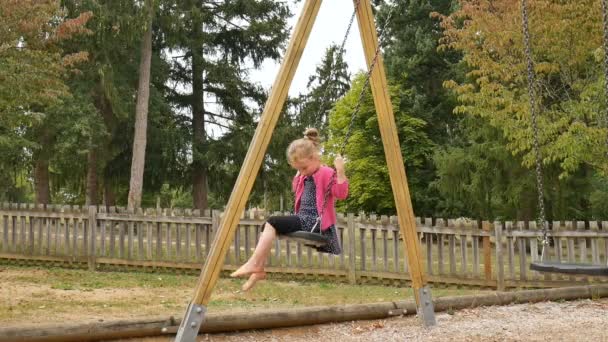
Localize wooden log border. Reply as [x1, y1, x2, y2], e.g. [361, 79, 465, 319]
[2, 284, 608, 342]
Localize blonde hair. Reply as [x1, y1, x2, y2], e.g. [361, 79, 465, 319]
[287, 128, 321, 164]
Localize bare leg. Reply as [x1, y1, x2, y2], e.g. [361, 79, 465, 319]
[230, 222, 276, 279]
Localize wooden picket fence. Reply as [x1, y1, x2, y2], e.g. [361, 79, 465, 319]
[1, 203, 608, 289]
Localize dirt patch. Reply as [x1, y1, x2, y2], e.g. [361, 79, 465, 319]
[0, 268, 189, 325]
[1, 265, 482, 329]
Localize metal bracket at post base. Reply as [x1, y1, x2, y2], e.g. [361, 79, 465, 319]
[174, 302, 207, 342]
[417, 285, 437, 327]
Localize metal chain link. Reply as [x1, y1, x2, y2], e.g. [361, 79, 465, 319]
[316, 2, 397, 224]
[311, 0, 362, 130]
[601, 0, 608, 265]
[311, 173, 335, 232]
[602, 0, 608, 160]
[521, 0, 549, 260]
[339, 4, 396, 156]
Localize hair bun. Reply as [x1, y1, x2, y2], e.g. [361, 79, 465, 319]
[303, 128, 320, 145]
[287, 128, 322, 163]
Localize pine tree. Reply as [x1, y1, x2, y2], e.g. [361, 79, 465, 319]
[59, 0, 147, 205]
[380, 0, 459, 141]
[160, 0, 291, 210]
[56, 0, 179, 207]
[298, 44, 351, 132]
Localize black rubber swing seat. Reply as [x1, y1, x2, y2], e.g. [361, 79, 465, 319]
[530, 261, 608, 276]
[282, 231, 329, 248]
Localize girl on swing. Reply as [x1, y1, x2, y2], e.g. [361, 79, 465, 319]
[231, 128, 349, 291]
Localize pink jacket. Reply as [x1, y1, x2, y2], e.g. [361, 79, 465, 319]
[292, 165, 349, 231]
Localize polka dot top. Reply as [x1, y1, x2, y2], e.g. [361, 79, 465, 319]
[297, 176, 342, 255]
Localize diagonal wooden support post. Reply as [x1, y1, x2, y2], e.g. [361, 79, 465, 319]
[176, 0, 437, 339]
[174, 1, 323, 341]
[354, 0, 436, 326]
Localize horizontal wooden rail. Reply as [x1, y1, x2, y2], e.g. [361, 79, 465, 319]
[97, 214, 212, 225]
[507, 230, 608, 238]
[2, 204, 608, 289]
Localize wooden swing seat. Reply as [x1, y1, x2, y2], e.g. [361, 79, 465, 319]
[281, 231, 329, 248]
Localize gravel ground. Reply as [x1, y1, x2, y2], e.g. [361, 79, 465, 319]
[125, 298, 608, 342]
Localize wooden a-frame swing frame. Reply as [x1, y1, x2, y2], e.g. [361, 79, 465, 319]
[175, 1, 436, 340]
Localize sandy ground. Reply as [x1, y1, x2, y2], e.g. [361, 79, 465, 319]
[3, 267, 608, 341]
[122, 298, 608, 342]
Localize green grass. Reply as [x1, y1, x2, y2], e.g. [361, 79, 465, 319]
[7, 265, 195, 290]
[0, 264, 487, 326]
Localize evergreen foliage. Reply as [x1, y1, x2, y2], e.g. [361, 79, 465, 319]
[2, 0, 608, 221]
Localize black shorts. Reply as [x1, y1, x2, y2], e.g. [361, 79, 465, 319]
[267, 215, 341, 255]
[266, 215, 305, 235]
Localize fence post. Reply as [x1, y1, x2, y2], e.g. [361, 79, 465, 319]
[347, 213, 357, 284]
[211, 210, 221, 238]
[88, 205, 97, 271]
[211, 210, 223, 264]
[494, 221, 505, 291]
[482, 221, 492, 283]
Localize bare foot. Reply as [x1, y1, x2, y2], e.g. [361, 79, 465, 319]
[241, 272, 266, 291]
[230, 263, 263, 278]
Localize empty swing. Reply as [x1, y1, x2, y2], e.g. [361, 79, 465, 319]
[518, 0, 608, 276]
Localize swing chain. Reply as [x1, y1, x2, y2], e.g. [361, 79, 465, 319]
[316, 2, 397, 227]
[521, 0, 549, 258]
[339, 3, 397, 156]
[601, 0, 608, 266]
[602, 0, 608, 160]
[312, 0, 362, 130]
[312, 173, 336, 233]
[311, 0, 361, 228]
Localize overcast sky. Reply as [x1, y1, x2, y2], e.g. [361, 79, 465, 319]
[249, 1, 368, 96]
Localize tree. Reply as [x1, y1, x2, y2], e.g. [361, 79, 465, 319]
[59, 0, 182, 208]
[0, 0, 91, 203]
[161, 0, 291, 210]
[437, 0, 606, 177]
[434, 0, 608, 220]
[326, 74, 434, 215]
[432, 116, 538, 220]
[297, 44, 351, 132]
[371, 0, 462, 215]
[59, 0, 145, 205]
[127, 0, 155, 211]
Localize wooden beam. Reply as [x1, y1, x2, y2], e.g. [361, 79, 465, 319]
[6, 285, 608, 341]
[354, 0, 429, 299]
[188, 0, 324, 305]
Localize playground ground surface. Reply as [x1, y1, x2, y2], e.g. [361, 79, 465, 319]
[2, 265, 607, 341]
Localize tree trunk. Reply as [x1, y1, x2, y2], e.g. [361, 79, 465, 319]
[191, 21, 208, 211]
[127, 2, 154, 212]
[86, 148, 98, 205]
[33, 157, 50, 205]
[94, 115, 116, 208]
[104, 175, 116, 207]
[92, 62, 118, 207]
[33, 127, 52, 205]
